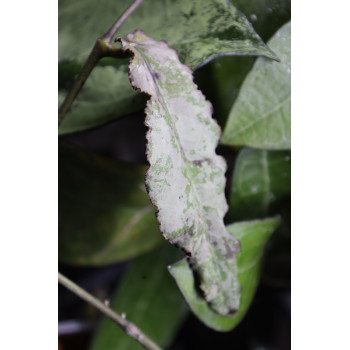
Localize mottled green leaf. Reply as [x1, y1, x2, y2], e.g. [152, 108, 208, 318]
[169, 218, 280, 331]
[59, 0, 276, 67]
[58, 63, 146, 135]
[194, 0, 290, 127]
[119, 31, 241, 316]
[58, 142, 161, 265]
[227, 148, 291, 222]
[58, 0, 277, 135]
[221, 21, 291, 149]
[90, 244, 187, 350]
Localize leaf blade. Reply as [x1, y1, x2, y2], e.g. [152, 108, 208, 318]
[119, 30, 241, 316]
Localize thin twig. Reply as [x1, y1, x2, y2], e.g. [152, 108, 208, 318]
[58, 0, 145, 127]
[58, 272, 162, 350]
[58, 41, 102, 126]
[103, 0, 145, 43]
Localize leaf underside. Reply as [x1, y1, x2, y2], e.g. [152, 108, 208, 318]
[119, 30, 241, 316]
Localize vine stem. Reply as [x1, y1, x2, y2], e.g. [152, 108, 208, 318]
[58, 272, 162, 350]
[58, 0, 145, 126]
[103, 0, 145, 44]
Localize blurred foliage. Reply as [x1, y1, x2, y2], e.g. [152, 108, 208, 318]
[58, 141, 161, 265]
[227, 148, 291, 222]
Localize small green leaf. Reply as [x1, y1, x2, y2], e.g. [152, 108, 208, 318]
[90, 244, 187, 350]
[169, 218, 280, 331]
[221, 21, 291, 149]
[227, 148, 291, 222]
[58, 64, 146, 135]
[58, 0, 277, 135]
[58, 142, 161, 265]
[120, 30, 241, 316]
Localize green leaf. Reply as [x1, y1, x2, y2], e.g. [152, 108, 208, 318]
[194, 56, 256, 128]
[221, 21, 291, 149]
[227, 148, 291, 222]
[90, 244, 187, 350]
[58, 63, 146, 135]
[168, 218, 280, 331]
[194, 0, 290, 127]
[120, 30, 241, 316]
[58, 0, 277, 135]
[58, 142, 162, 265]
[59, 0, 276, 67]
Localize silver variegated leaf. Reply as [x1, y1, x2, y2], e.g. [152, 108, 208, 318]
[119, 31, 241, 316]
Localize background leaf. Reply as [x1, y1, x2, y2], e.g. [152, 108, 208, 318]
[58, 62, 146, 135]
[121, 30, 241, 316]
[169, 218, 280, 332]
[221, 21, 291, 149]
[59, 0, 276, 66]
[90, 244, 188, 350]
[58, 142, 161, 265]
[227, 148, 291, 222]
[58, 0, 276, 135]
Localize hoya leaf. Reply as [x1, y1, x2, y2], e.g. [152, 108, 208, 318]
[58, 0, 277, 135]
[90, 244, 187, 350]
[58, 142, 162, 265]
[169, 218, 280, 331]
[119, 30, 241, 316]
[59, 0, 276, 67]
[221, 21, 291, 149]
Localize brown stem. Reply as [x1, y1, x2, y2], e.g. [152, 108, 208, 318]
[103, 0, 145, 43]
[58, 272, 162, 350]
